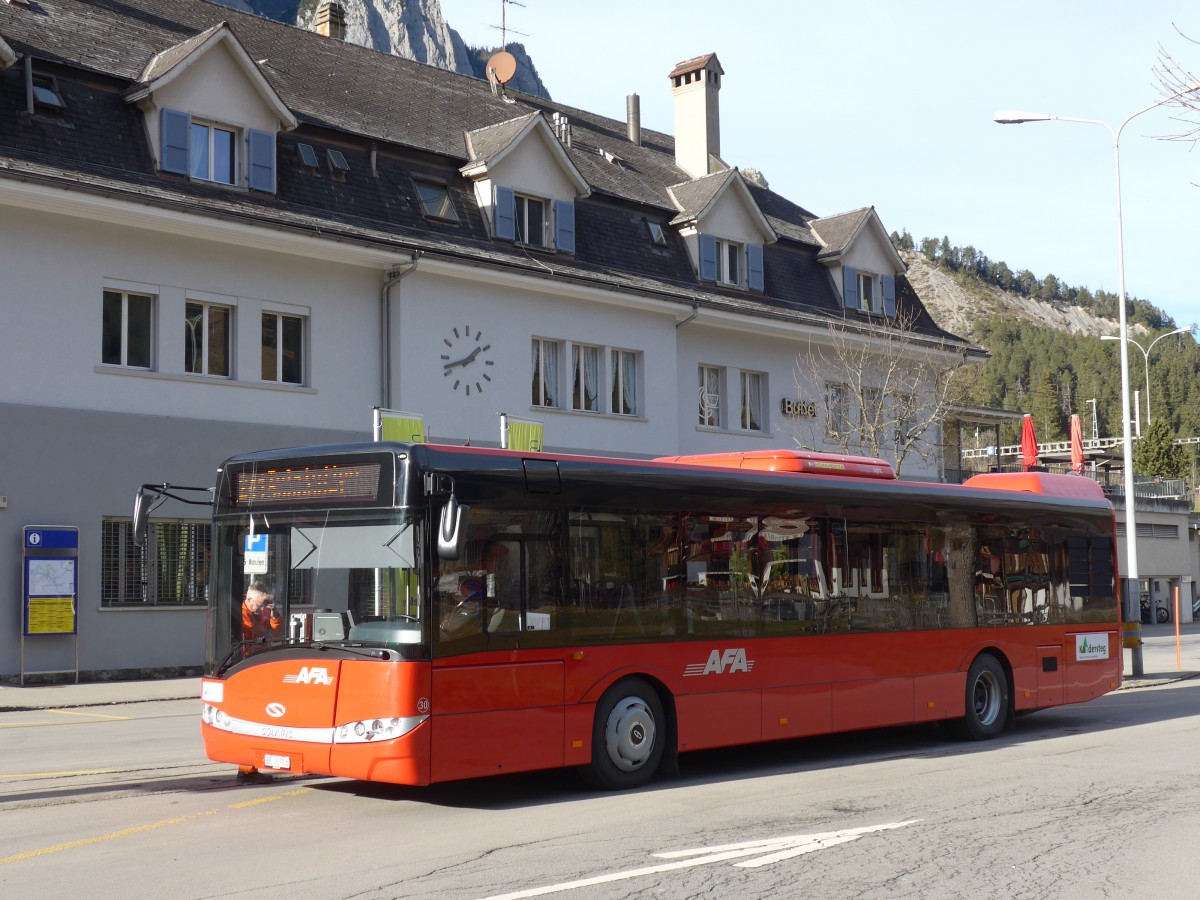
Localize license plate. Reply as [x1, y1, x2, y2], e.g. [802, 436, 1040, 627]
[262, 754, 291, 770]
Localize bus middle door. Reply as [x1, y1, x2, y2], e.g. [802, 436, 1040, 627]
[431, 535, 565, 782]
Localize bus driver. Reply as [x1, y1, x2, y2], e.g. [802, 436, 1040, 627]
[242, 580, 282, 642]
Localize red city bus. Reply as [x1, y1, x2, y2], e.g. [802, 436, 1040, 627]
[189, 442, 1121, 789]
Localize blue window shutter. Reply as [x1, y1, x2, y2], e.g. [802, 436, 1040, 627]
[699, 233, 717, 281]
[160, 108, 190, 175]
[882, 274, 897, 316]
[554, 199, 575, 253]
[494, 186, 515, 240]
[247, 129, 276, 192]
[747, 243, 764, 291]
[842, 266, 858, 310]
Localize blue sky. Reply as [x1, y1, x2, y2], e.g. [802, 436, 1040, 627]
[443, 0, 1200, 334]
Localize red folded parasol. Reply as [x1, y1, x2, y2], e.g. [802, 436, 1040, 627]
[1069, 414, 1084, 475]
[1020, 414, 1040, 471]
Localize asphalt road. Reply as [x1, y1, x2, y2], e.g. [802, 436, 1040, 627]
[2, 664, 1199, 899]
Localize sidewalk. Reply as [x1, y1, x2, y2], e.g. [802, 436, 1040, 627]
[0, 676, 201, 711]
[1, 622, 1197, 711]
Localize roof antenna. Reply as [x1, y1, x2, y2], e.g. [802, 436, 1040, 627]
[485, 0, 526, 101]
[489, 0, 528, 51]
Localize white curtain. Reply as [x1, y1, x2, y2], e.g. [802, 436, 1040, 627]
[743, 372, 761, 431]
[621, 351, 637, 416]
[574, 345, 598, 411]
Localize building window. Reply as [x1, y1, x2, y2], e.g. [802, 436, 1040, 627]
[826, 382, 850, 436]
[102, 289, 153, 369]
[185, 301, 231, 377]
[416, 181, 458, 221]
[262, 312, 305, 384]
[515, 194, 547, 247]
[571, 344, 600, 412]
[857, 272, 875, 313]
[740, 371, 763, 431]
[190, 120, 236, 185]
[532, 338, 560, 408]
[699, 365, 721, 427]
[31, 74, 65, 110]
[717, 238, 742, 286]
[102, 518, 210, 606]
[611, 349, 638, 416]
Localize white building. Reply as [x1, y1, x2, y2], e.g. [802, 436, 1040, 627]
[0, 0, 979, 680]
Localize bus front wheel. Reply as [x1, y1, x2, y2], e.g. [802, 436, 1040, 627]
[956, 654, 1009, 740]
[584, 678, 665, 790]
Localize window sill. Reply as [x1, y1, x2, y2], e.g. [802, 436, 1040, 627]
[95, 366, 316, 394]
[694, 424, 772, 438]
[534, 406, 647, 423]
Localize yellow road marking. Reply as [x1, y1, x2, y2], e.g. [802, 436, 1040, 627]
[0, 788, 312, 866]
[47, 709, 132, 720]
[0, 769, 121, 778]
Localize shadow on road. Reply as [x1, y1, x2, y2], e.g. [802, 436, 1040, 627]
[309, 678, 1200, 811]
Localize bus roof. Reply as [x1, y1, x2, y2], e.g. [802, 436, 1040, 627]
[962, 471, 1109, 501]
[654, 449, 897, 480]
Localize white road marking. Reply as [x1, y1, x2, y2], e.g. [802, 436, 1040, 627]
[478, 820, 921, 899]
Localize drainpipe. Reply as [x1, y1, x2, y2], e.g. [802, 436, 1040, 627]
[675, 302, 700, 330]
[381, 253, 421, 410]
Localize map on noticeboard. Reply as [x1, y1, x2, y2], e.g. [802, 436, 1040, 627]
[25, 558, 77, 635]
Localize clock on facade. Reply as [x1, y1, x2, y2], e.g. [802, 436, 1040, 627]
[440, 324, 494, 395]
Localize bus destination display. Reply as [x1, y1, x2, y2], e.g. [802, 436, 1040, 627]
[235, 461, 383, 506]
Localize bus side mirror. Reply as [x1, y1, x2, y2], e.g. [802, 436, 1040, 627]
[438, 496, 470, 560]
[132, 488, 155, 548]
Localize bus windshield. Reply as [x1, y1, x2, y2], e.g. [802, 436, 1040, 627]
[208, 510, 426, 670]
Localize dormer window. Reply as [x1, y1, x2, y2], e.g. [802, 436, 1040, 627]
[493, 186, 576, 253]
[514, 193, 547, 247]
[190, 120, 236, 185]
[698, 233, 765, 290]
[841, 266, 897, 315]
[159, 108, 277, 193]
[857, 271, 875, 313]
[717, 238, 741, 286]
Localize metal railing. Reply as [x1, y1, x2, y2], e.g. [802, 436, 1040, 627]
[946, 465, 1191, 502]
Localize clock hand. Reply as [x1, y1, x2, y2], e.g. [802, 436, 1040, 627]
[444, 346, 482, 369]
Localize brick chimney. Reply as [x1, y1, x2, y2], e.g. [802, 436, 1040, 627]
[314, 1, 347, 41]
[669, 53, 723, 179]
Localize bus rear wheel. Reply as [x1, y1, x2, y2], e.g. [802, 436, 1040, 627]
[583, 677, 665, 790]
[956, 654, 1009, 741]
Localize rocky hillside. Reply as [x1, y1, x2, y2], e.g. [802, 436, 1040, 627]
[902, 250, 1126, 342]
[214, 0, 551, 98]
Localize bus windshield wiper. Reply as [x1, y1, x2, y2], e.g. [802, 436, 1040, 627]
[307, 641, 390, 660]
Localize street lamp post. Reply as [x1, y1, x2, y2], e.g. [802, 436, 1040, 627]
[995, 83, 1200, 676]
[1102, 326, 1190, 428]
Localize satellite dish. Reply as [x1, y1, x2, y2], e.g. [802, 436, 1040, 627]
[486, 51, 517, 85]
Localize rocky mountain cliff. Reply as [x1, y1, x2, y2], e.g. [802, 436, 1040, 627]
[902, 250, 1127, 342]
[214, 0, 551, 99]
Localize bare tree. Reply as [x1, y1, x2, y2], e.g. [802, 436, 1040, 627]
[1153, 26, 1200, 149]
[789, 307, 977, 472]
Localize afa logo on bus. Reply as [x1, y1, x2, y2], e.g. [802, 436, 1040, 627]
[684, 648, 756, 677]
[283, 666, 335, 685]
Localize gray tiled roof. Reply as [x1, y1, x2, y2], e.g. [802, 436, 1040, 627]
[811, 206, 872, 260]
[667, 169, 734, 224]
[136, 20, 225, 82]
[0, 0, 974, 349]
[463, 113, 539, 164]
